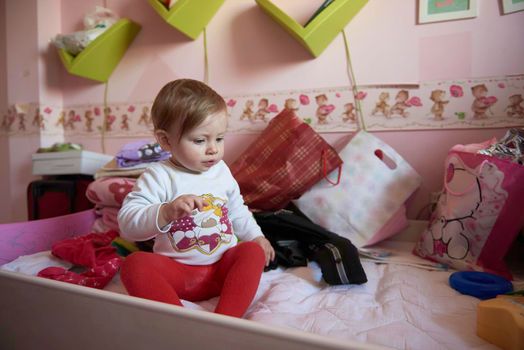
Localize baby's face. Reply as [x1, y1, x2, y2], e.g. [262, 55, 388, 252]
[170, 111, 228, 173]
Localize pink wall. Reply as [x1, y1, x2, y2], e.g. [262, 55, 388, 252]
[57, 0, 524, 101]
[1, 0, 64, 222]
[1, 0, 523, 222]
[1, 0, 41, 223]
[0, 0, 9, 222]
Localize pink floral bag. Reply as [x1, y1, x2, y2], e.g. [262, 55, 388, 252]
[414, 143, 524, 279]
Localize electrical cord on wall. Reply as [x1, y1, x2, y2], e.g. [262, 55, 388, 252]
[203, 27, 209, 85]
[101, 0, 109, 154]
[342, 29, 366, 132]
[101, 81, 108, 154]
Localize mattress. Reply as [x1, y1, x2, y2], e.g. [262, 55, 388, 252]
[2, 240, 502, 350]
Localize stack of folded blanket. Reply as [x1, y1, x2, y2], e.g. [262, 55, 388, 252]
[87, 140, 169, 232]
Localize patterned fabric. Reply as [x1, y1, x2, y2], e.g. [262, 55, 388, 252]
[115, 140, 170, 168]
[37, 230, 122, 289]
[86, 177, 136, 207]
[294, 130, 421, 248]
[230, 109, 343, 211]
[414, 145, 524, 279]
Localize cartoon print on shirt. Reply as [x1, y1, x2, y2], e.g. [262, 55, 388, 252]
[419, 154, 508, 263]
[168, 194, 233, 255]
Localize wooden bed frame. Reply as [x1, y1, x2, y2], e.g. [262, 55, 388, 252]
[0, 210, 386, 350]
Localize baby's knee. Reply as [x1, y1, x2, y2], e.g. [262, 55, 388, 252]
[238, 241, 265, 262]
[121, 251, 151, 275]
[124, 250, 149, 264]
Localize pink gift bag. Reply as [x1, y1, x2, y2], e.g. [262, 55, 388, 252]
[414, 144, 524, 279]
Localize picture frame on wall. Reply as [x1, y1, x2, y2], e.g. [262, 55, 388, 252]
[418, 0, 478, 24]
[501, 0, 524, 14]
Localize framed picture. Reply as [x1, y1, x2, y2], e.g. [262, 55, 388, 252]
[418, 0, 478, 24]
[501, 0, 524, 14]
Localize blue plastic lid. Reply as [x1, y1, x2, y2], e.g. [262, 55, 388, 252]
[449, 271, 513, 300]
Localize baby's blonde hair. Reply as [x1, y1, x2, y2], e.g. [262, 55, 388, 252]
[151, 79, 226, 140]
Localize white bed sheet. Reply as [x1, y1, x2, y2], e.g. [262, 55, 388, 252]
[2, 241, 498, 350]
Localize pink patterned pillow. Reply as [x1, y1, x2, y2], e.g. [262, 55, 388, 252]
[86, 177, 135, 207]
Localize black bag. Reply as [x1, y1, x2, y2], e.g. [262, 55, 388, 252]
[254, 209, 367, 285]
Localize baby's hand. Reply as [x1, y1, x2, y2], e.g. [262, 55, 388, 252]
[253, 236, 275, 267]
[159, 194, 208, 227]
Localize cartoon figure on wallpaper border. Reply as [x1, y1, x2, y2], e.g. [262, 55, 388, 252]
[121, 114, 130, 131]
[103, 107, 116, 132]
[65, 110, 80, 130]
[254, 98, 270, 122]
[315, 94, 335, 124]
[429, 89, 449, 121]
[17, 112, 26, 131]
[505, 94, 524, 118]
[341, 102, 356, 123]
[371, 92, 390, 117]
[138, 106, 151, 126]
[419, 155, 508, 262]
[471, 84, 496, 119]
[105, 115, 116, 131]
[84, 110, 94, 132]
[55, 111, 66, 128]
[389, 90, 411, 118]
[283, 98, 299, 115]
[240, 99, 255, 122]
[32, 107, 45, 130]
[2, 107, 16, 132]
[0, 113, 6, 132]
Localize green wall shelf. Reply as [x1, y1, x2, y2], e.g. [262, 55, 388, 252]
[148, 0, 225, 40]
[255, 0, 368, 57]
[57, 19, 141, 83]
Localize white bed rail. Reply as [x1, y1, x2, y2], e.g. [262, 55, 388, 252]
[0, 269, 390, 350]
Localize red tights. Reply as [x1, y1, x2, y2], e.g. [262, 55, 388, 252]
[120, 242, 265, 318]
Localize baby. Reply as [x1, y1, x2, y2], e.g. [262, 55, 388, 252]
[118, 79, 275, 318]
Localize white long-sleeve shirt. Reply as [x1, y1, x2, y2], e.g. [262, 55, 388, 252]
[118, 160, 263, 265]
